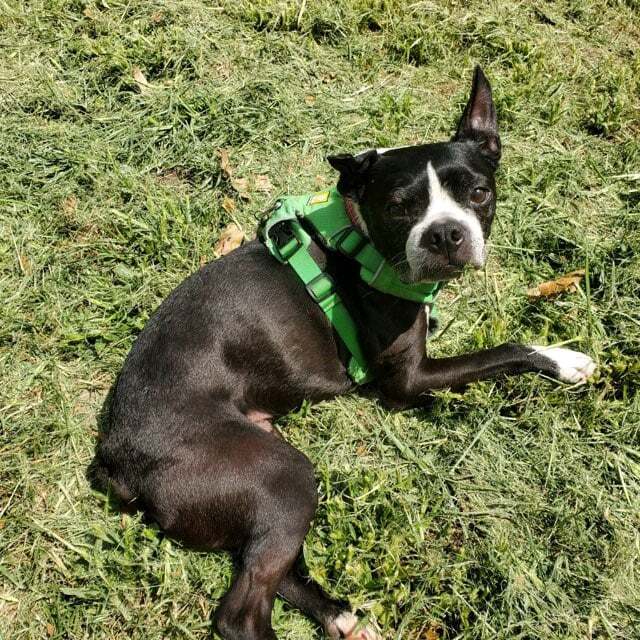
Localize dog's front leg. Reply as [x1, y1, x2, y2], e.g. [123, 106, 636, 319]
[378, 343, 596, 408]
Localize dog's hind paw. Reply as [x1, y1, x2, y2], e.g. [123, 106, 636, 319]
[531, 346, 597, 384]
[329, 612, 383, 640]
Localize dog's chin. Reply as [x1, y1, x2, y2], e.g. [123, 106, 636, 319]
[408, 261, 481, 284]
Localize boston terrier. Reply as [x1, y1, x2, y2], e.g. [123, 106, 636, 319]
[92, 67, 596, 639]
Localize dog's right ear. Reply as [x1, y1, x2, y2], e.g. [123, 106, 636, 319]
[454, 66, 501, 166]
[327, 149, 378, 199]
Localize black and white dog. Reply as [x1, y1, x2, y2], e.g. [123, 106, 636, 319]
[93, 67, 596, 639]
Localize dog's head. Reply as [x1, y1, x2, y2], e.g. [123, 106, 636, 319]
[328, 66, 500, 283]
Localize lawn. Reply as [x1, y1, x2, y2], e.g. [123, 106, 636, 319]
[1, 0, 639, 638]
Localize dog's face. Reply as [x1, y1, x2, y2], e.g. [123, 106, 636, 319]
[328, 67, 501, 283]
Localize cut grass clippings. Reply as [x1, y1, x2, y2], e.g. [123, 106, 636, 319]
[1, 1, 639, 639]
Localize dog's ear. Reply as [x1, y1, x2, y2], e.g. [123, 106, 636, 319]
[327, 149, 379, 199]
[454, 66, 501, 166]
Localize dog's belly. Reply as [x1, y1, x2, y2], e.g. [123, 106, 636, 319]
[245, 409, 274, 433]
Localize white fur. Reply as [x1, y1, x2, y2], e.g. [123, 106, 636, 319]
[331, 612, 382, 640]
[375, 145, 410, 155]
[530, 346, 597, 384]
[405, 162, 485, 278]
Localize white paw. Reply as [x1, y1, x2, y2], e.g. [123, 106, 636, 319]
[531, 346, 597, 384]
[331, 612, 383, 640]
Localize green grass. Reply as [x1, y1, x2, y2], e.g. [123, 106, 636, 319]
[1, 0, 639, 638]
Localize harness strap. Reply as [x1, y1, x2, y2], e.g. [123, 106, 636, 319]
[267, 217, 372, 383]
[258, 189, 443, 384]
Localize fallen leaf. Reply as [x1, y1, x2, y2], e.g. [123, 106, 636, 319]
[215, 223, 245, 257]
[46, 623, 55, 637]
[231, 177, 250, 199]
[254, 174, 273, 193]
[423, 623, 441, 640]
[217, 148, 232, 178]
[222, 197, 236, 214]
[527, 270, 586, 299]
[132, 67, 152, 93]
[304, 94, 316, 105]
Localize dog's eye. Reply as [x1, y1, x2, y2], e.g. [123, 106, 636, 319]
[470, 187, 491, 205]
[387, 203, 405, 217]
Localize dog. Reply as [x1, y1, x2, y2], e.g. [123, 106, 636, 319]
[92, 67, 596, 639]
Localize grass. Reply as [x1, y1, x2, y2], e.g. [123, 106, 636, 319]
[1, 0, 639, 638]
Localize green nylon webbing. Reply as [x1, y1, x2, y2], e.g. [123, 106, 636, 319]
[269, 217, 372, 383]
[258, 188, 443, 384]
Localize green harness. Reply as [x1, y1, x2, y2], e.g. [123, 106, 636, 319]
[258, 188, 442, 384]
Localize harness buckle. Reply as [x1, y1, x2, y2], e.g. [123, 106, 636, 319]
[270, 220, 302, 262]
[306, 273, 335, 304]
[333, 226, 368, 258]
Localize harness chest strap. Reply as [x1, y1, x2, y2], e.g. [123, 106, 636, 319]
[258, 189, 443, 384]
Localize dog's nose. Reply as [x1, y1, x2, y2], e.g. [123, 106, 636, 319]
[422, 220, 466, 256]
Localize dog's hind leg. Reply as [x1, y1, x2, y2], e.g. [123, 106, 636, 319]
[214, 529, 306, 640]
[138, 414, 319, 640]
[212, 439, 318, 640]
[278, 560, 382, 639]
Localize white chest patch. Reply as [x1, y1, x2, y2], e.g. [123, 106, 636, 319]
[405, 162, 485, 277]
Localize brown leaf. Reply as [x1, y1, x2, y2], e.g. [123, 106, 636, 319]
[132, 67, 152, 93]
[254, 174, 273, 193]
[231, 177, 250, 199]
[46, 623, 55, 637]
[527, 270, 585, 300]
[218, 148, 232, 179]
[222, 197, 236, 214]
[215, 223, 245, 257]
[423, 623, 441, 640]
[304, 94, 316, 106]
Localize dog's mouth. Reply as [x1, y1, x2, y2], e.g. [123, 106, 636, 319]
[395, 258, 478, 285]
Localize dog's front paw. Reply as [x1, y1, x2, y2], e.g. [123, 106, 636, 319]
[330, 612, 383, 640]
[531, 346, 597, 384]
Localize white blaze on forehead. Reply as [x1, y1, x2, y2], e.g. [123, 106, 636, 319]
[375, 144, 411, 155]
[355, 145, 410, 158]
[405, 161, 485, 278]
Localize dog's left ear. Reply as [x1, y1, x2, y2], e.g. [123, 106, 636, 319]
[454, 66, 501, 166]
[327, 149, 379, 199]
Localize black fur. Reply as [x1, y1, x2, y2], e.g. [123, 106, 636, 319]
[93, 67, 573, 639]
